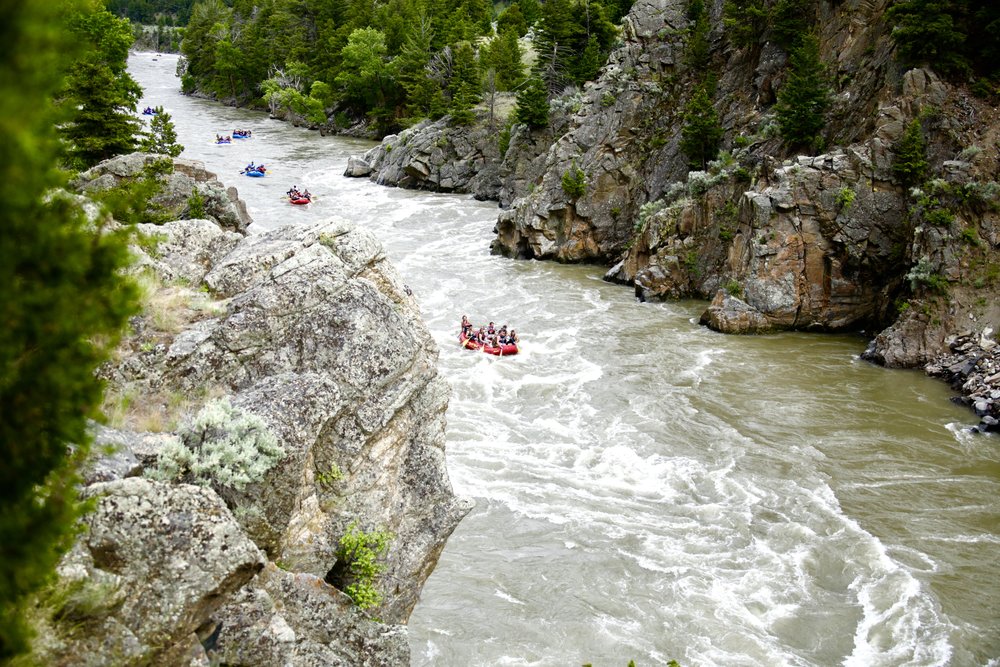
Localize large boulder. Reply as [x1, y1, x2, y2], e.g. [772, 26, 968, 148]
[159, 219, 472, 623]
[357, 117, 504, 200]
[44, 478, 264, 665]
[74, 152, 252, 233]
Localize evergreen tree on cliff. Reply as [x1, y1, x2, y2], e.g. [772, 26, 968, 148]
[887, 0, 968, 76]
[448, 41, 481, 125]
[59, 2, 142, 169]
[515, 75, 550, 129]
[140, 106, 184, 157]
[680, 84, 723, 169]
[774, 34, 831, 152]
[0, 0, 138, 658]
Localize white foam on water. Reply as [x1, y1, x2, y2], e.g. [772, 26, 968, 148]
[493, 588, 527, 605]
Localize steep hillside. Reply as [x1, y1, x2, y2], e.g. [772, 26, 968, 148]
[487, 0, 998, 365]
[351, 0, 999, 429]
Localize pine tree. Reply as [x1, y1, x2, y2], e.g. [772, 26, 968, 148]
[141, 107, 184, 157]
[482, 29, 525, 91]
[59, 6, 143, 169]
[497, 3, 529, 37]
[887, 0, 969, 76]
[892, 118, 929, 188]
[448, 41, 481, 125]
[515, 75, 550, 128]
[723, 0, 769, 48]
[774, 34, 831, 152]
[680, 84, 723, 169]
[1, 1, 138, 658]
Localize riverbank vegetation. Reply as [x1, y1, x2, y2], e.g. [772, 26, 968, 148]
[169, 0, 633, 134]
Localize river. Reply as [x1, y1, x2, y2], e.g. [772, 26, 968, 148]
[131, 53, 999, 666]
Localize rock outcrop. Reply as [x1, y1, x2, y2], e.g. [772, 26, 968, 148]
[352, 117, 503, 200]
[347, 98, 569, 206]
[42, 193, 469, 664]
[74, 152, 252, 233]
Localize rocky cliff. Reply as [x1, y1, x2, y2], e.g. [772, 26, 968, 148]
[35, 161, 470, 664]
[349, 0, 999, 428]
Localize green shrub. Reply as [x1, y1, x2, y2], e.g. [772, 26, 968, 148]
[331, 522, 392, 610]
[960, 226, 981, 246]
[498, 121, 513, 158]
[561, 162, 587, 200]
[835, 186, 855, 210]
[924, 207, 954, 227]
[637, 199, 665, 232]
[186, 189, 205, 219]
[906, 257, 948, 293]
[724, 278, 743, 296]
[147, 397, 284, 491]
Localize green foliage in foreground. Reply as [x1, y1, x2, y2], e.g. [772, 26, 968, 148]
[0, 2, 140, 658]
[332, 523, 392, 610]
[89, 157, 175, 226]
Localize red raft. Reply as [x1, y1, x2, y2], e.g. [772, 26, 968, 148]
[459, 332, 518, 356]
[289, 197, 311, 205]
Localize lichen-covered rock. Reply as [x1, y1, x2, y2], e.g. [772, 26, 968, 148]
[134, 218, 244, 284]
[74, 152, 252, 233]
[209, 563, 409, 666]
[44, 478, 264, 665]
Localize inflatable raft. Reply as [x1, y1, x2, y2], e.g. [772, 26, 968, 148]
[459, 332, 518, 356]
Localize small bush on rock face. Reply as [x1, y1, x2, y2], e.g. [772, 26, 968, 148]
[836, 187, 855, 210]
[148, 397, 284, 491]
[330, 522, 392, 610]
[562, 162, 587, 199]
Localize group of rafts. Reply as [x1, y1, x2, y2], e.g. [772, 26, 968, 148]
[217, 128, 313, 205]
[459, 316, 520, 356]
[214, 129, 252, 144]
